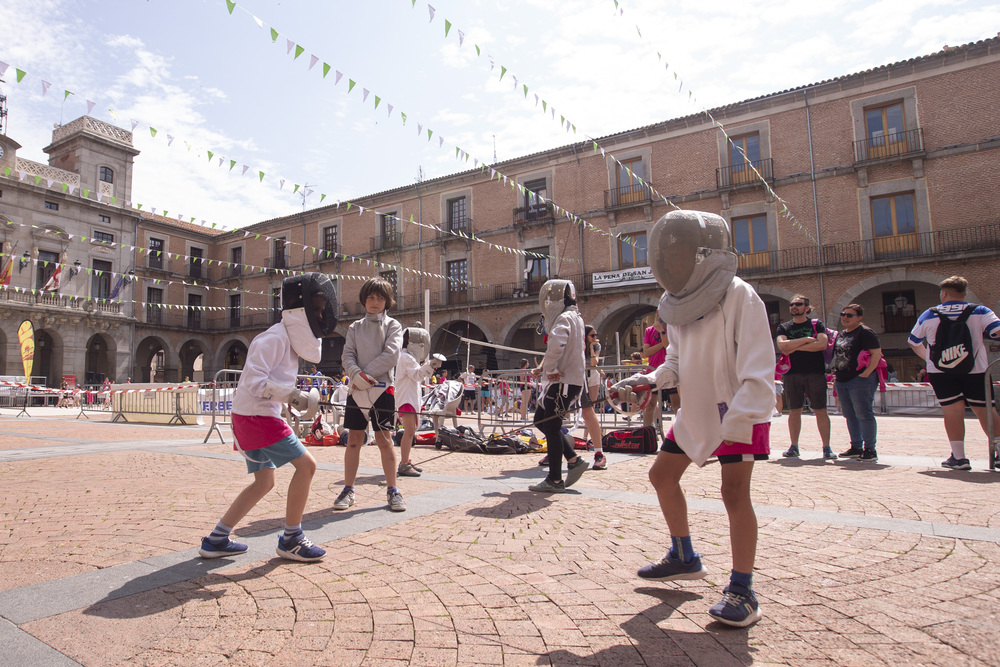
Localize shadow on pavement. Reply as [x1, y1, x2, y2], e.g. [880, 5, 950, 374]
[465, 491, 554, 518]
[917, 469, 1000, 483]
[542, 587, 754, 665]
[82, 559, 283, 619]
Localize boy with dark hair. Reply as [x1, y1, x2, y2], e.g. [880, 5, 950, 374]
[198, 273, 337, 562]
[335, 277, 406, 511]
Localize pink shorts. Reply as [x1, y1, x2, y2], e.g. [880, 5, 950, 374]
[232, 414, 293, 451]
[664, 422, 771, 461]
[398, 403, 417, 414]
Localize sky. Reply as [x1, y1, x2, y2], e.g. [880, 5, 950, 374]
[1, 0, 998, 231]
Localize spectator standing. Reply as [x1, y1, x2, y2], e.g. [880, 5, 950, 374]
[461, 365, 478, 412]
[775, 296, 835, 460]
[908, 276, 1000, 470]
[831, 304, 882, 462]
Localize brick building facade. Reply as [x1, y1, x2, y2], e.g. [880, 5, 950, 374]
[2, 38, 999, 386]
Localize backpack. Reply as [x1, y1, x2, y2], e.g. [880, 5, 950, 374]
[929, 305, 977, 375]
[812, 319, 837, 366]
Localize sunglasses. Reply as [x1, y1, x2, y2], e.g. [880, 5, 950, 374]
[840, 312, 858, 318]
[790, 302, 806, 307]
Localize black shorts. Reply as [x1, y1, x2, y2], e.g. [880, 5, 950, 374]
[343, 391, 396, 432]
[580, 385, 597, 409]
[660, 436, 769, 464]
[463, 389, 477, 401]
[928, 372, 991, 407]
[782, 373, 828, 410]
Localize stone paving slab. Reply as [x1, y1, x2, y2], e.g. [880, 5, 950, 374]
[1, 410, 998, 666]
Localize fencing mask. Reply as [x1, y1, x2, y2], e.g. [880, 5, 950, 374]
[538, 279, 576, 332]
[405, 327, 431, 364]
[281, 273, 338, 363]
[649, 210, 737, 326]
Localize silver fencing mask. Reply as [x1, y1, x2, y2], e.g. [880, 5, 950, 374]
[405, 327, 431, 364]
[538, 279, 576, 332]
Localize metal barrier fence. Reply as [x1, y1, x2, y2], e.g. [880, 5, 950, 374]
[203, 371, 338, 444]
[76, 386, 114, 419]
[474, 365, 669, 438]
[986, 360, 1000, 469]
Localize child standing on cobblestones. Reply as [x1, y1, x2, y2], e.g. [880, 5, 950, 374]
[334, 277, 405, 512]
[198, 273, 336, 563]
[614, 211, 773, 627]
[394, 325, 441, 478]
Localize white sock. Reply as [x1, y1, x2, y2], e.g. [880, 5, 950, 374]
[950, 440, 966, 459]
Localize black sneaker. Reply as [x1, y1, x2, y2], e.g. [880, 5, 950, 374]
[708, 584, 763, 627]
[839, 448, 863, 459]
[858, 449, 878, 463]
[782, 446, 799, 458]
[941, 455, 971, 470]
[823, 447, 838, 460]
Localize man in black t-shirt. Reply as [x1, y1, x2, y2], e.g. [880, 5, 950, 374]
[775, 295, 834, 460]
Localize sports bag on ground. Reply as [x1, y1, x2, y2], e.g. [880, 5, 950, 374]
[929, 305, 976, 375]
[602, 426, 658, 454]
[436, 425, 486, 451]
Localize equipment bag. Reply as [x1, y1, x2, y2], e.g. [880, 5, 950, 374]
[436, 425, 485, 451]
[602, 426, 658, 454]
[929, 305, 977, 374]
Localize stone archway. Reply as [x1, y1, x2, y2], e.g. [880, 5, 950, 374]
[32, 328, 64, 387]
[134, 335, 172, 383]
[829, 268, 981, 325]
[179, 338, 210, 383]
[431, 319, 491, 373]
[84, 333, 117, 385]
[588, 294, 660, 364]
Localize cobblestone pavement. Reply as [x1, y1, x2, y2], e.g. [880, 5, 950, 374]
[1, 407, 998, 666]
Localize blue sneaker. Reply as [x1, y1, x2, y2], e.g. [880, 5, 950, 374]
[276, 532, 326, 562]
[198, 536, 248, 559]
[637, 553, 707, 581]
[708, 585, 763, 627]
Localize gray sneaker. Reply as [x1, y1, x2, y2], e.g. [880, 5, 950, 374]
[397, 463, 421, 477]
[388, 490, 407, 512]
[529, 479, 566, 493]
[333, 488, 355, 510]
[564, 457, 589, 488]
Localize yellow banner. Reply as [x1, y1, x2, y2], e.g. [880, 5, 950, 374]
[17, 320, 34, 384]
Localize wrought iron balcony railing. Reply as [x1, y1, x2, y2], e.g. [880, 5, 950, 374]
[513, 203, 555, 225]
[605, 183, 654, 208]
[370, 231, 402, 252]
[854, 127, 924, 163]
[717, 157, 774, 189]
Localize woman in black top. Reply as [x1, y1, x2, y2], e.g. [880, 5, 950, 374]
[830, 304, 882, 461]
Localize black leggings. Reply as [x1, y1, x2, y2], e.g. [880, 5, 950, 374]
[535, 383, 582, 482]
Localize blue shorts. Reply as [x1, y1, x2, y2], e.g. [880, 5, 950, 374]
[242, 434, 308, 473]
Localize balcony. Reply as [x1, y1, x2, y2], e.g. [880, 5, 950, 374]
[267, 255, 288, 271]
[443, 216, 472, 237]
[227, 264, 243, 278]
[135, 307, 271, 331]
[188, 261, 203, 280]
[735, 221, 1000, 278]
[605, 183, 654, 209]
[146, 254, 169, 272]
[370, 232, 402, 252]
[393, 272, 595, 312]
[146, 305, 163, 326]
[0, 289, 120, 314]
[854, 128, 924, 164]
[716, 158, 774, 189]
[514, 203, 555, 226]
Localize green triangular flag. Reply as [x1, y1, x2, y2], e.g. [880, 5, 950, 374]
[16, 69, 26, 83]
[427, 129, 433, 141]
[229, 160, 236, 171]
[523, 84, 528, 98]
[293, 184, 300, 194]
[542, 100, 547, 112]
[348, 79, 356, 92]
[34, 176, 42, 185]
[294, 45, 304, 60]
[374, 95, 380, 110]
[475, 44, 480, 56]
[499, 66, 507, 81]
[320, 194, 326, 203]
[150, 127, 157, 137]
[258, 171, 265, 182]
[322, 62, 331, 78]
[63, 90, 73, 101]
[225, 0, 236, 14]
[270, 28, 279, 43]
[83, 189, 90, 198]
[62, 183, 69, 192]
[444, 19, 452, 37]
[400, 112, 407, 125]
[207, 151, 214, 161]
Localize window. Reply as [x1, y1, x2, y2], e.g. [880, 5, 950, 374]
[733, 214, 770, 270]
[323, 226, 338, 253]
[189, 247, 203, 279]
[92, 260, 113, 300]
[618, 231, 647, 269]
[99, 167, 114, 183]
[148, 237, 164, 270]
[36, 250, 59, 290]
[187, 294, 203, 329]
[229, 294, 242, 327]
[524, 248, 548, 294]
[44, 201, 59, 211]
[272, 288, 282, 324]
[94, 231, 114, 244]
[379, 270, 397, 294]
[871, 192, 917, 257]
[272, 238, 286, 269]
[147, 287, 163, 325]
[447, 259, 468, 304]
[99, 214, 111, 224]
[380, 214, 399, 248]
[448, 197, 467, 233]
[864, 102, 905, 158]
[615, 158, 647, 205]
[230, 246, 243, 276]
[729, 133, 761, 185]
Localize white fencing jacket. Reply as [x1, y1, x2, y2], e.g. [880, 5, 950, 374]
[232, 322, 299, 418]
[653, 277, 775, 466]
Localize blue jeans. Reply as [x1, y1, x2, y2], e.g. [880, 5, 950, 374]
[835, 374, 878, 450]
